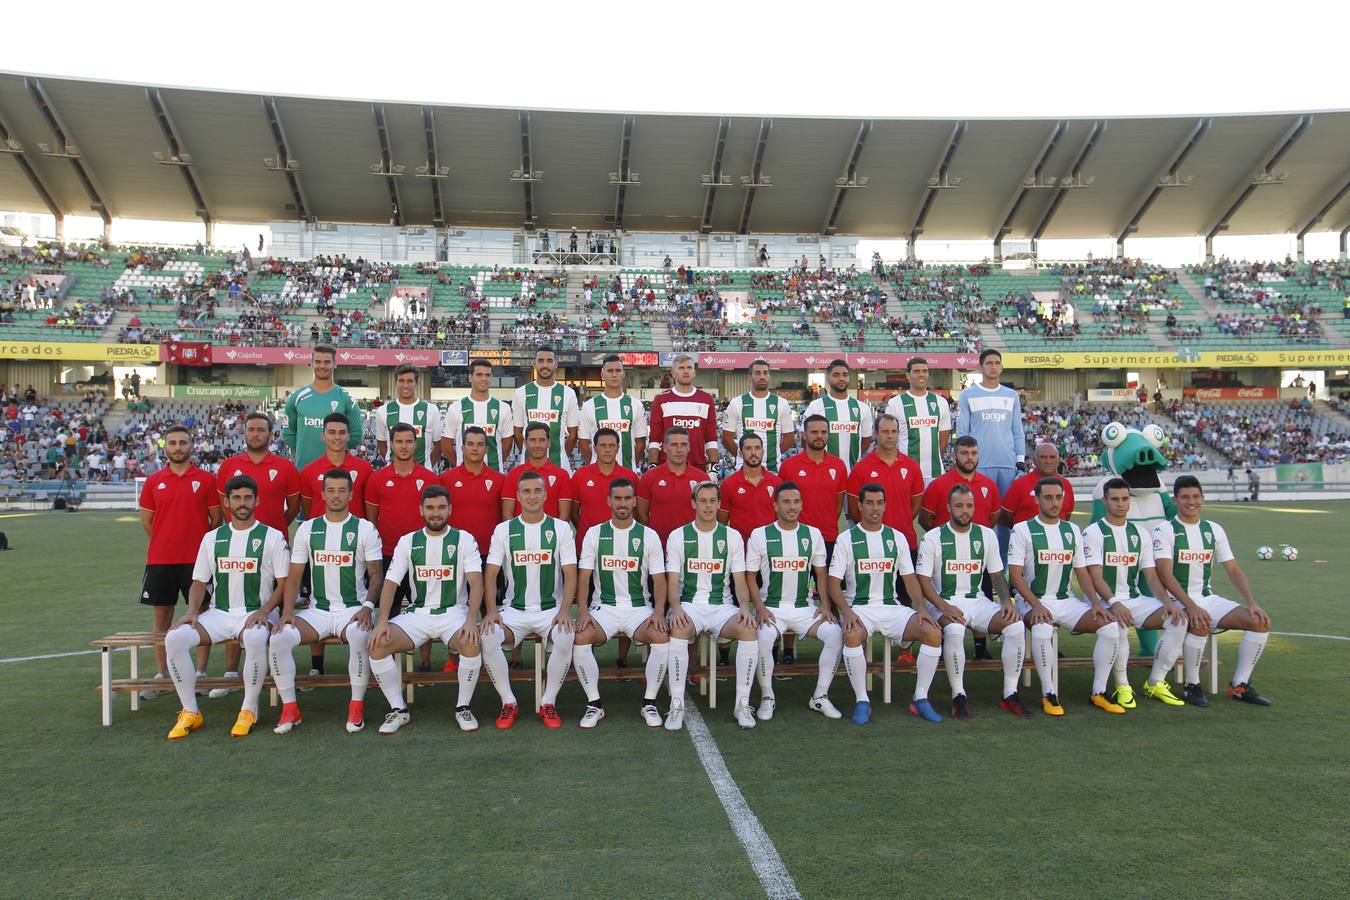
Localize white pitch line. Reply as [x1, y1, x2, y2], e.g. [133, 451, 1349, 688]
[0, 649, 101, 664]
[683, 705, 801, 900]
[1271, 631, 1350, 642]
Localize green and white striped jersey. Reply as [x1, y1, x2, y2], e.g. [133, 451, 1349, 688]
[665, 522, 746, 606]
[1082, 520, 1153, 601]
[884, 390, 951, 480]
[1009, 517, 1087, 602]
[723, 392, 795, 471]
[579, 520, 666, 608]
[290, 514, 383, 611]
[744, 522, 827, 608]
[487, 515, 577, 611]
[1152, 517, 1233, 598]
[386, 526, 482, 614]
[445, 396, 513, 471]
[803, 394, 874, 472]
[512, 381, 581, 471]
[374, 399, 442, 467]
[828, 523, 914, 606]
[192, 521, 290, 614]
[579, 392, 648, 471]
[916, 523, 1003, 602]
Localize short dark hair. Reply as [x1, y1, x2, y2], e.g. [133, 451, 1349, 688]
[802, 414, 828, 429]
[420, 484, 449, 503]
[906, 357, 929, 372]
[323, 412, 350, 429]
[462, 425, 487, 441]
[390, 422, 417, 438]
[858, 482, 886, 502]
[609, 477, 636, 495]
[601, 353, 622, 367]
[775, 481, 801, 499]
[524, 421, 550, 439]
[1173, 474, 1204, 495]
[470, 357, 493, 373]
[223, 474, 258, 497]
[1102, 477, 1130, 497]
[1034, 476, 1063, 497]
[313, 343, 336, 360]
[979, 348, 1002, 364]
[947, 483, 973, 502]
[664, 426, 690, 440]
[164, 423, 191, 439]
[322, 468, 353, 488]
[535, 345, 555, 358]
[692, 480, 720, 499]
[738, 431, 763, 449]
[750, 358, 770, 371]
[518, 470, 546, 488]
[593, 427, 620, 444]
[244, 411, 274, 430]
[826, 358, 849, 373]
[394, 364, 418, 380]
[954, 435, 978, 450]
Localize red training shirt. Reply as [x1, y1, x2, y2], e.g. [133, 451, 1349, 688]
[719, 467, 781, 542]
[215, 452, 300, 533]
[571, 462, 639, 548]
[441, 463, 504, 558]
[502, 459, 574, 519]
[780, 451, 847, 542]
[139, 464, 217, 565]
[647, 387, 719, 471]
[299, 453, 373, 518]
[365, 463, 439, 555]
[1001, 470, 1075, 524]
[921, 468, 1001, 527]
[638, 462, 708, 542]
[847, 450, 925, 550]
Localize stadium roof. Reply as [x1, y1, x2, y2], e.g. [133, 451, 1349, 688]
[1, 71, 1347, 242]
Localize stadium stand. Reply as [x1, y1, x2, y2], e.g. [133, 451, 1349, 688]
[1020, 403, 1208, 475]
[1162, 398, 1350, 467]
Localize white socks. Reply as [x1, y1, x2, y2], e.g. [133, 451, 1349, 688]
[843, 643, 868, 702]
[165, 625, 201, 713]
[1182, 633, 1207, 685]
[343, 623, 370, 702]
[1232, 630, 1268, 685]
[370, 653, 404, 709]
[942, 623, 966, 697]
[1149, 619, 1187, 684]
[1000, 621, 1025, 697]
[734, 639, 758, 708]
[479, 629, 516, 705]
[268, 624, 302, 704]
[914, 644, 940, 701]
[542, 625, 574, 706]
[573, 643, 601, 702]
[456, 653, 482, 707]
[240, 625, 270, 715]
[1029, 622, 1056, 696]
[1114, 626, 1132, 686]
[813, 622, 843, 698]
[755, 624, 779, 698]
[666, 638, 690, 706]
[644, 643, 670, 701]
[1091, 622, 1120, 695]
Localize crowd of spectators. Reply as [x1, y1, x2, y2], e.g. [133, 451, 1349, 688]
[1020, 402, 1207, 475]
[1060, 258, 1180, 316]
[1210, 310, 1322, 341]
[1164, 399, 1349, 467]
[1, 389, 111, 482]
[1191, 257, 1347, 304]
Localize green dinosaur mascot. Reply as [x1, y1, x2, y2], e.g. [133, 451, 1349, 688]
[1090, 422, 1177, 656]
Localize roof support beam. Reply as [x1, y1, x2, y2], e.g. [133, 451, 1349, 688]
[907, 121, 966, 248]
[611, 114, 635, 230]
[420, 106, 446, 228]
[261, 96, 311, 222]
[1030, 119, 1107, 252]
[517, 111, 537, 229]
[25, 77, 113, 228]
[1114, 117, 1211, 250]
[698, 117, 730, 234]
[1294, 169, 1350, 240]
[992, 120, 1068, 257]
[1202, 114, 1312, 244]
[371, 103, 403, 226]
[737, 118, 772, 235]
[0, 105, 64, 223]
[145, 88, 213, 229]
[822, 120, 872, 236]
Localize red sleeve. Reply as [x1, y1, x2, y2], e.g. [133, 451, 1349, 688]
[702, 394, 718, 447]
[986, 479, 1002, 523]
[1062, 479, 1075, 518]
[648, 395, 665, 445]
[502, 468, 520, 502]
[846, 464, 863, 498]
[920, 479, 941, 515]
[636, 469, 653, 502]
[364, 475, 382, 508]
[214, 467, 229, 497]
[908, 466, 925, 499]
[139, 475, 157, 511]
[558, 470, 575, 502]
[1000, 475, 1020, 513]
[300, 466, 317, 503]
[285, 462, 301, 496]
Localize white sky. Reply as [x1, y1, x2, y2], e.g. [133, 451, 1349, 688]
[6, 1, 1347, 118]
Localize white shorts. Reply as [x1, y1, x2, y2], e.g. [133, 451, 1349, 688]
[679, 603, 741, 637]
[297, 606, 362, 641]
[197, 607, 276, 644]
[390, 609, 469, 647]
[589, 604, 655, 641]
[499, 607, 561, 650]
[1116, 595, 1165, 627]
[1017, 596, 1094, 631]
[1196, 593, 1241, 627]
[929, 596, 1002, 634]
[761, 605, 827, 638]
[853, 604, 918, 641]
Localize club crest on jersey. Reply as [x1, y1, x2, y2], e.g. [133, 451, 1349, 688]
[631, 537, 641, 552]
[900, 468, 908, 479]
[799, 537, 810, 554]
[348, 470, 358, 482]
[446, 544, 457, 559]
[489, 407, 498, 421]
[586, 479, 595, 487]
[658, 479, 667, 487]
[330, 401, 339, 411]
[552, 394, 561, 408]
[544, 530, 554, 543]
[717, 539, 726, 553]
[737, 486, 746, 494]
[688, 480, 697, 490]
[345, 532, 355, 547]
[828, 470, 837, 481]
[454, 480, 463, 488]
[980, 486, 988, 497]
[269, 469, 278, 481]
[251, 538, 262, 552]
[1203, 532, 1213, 546]
[157, 482, 166, 489]
[886, 538, 895, 553]
[973, 540, 982, 554]
[416, 409, 424, 421]
[548, 475, 557, 487]
[1130, 534, 1138, 548]
[485, 480, 494, 491]
[385, 480, 395, 488]
[191, 480, 201, 493]
[415, 479, 425, 491]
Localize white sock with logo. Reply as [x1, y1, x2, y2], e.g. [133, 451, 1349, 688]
[942, 623, 967, 697]
[755, 624, 778, 698]
[1232, 630, 1268, 686]
[1183, 633, 1207, 685]
[1149, 619, 1188, 684]
[268, 624, 302, 704]
[542, 625, 574, 705]
[666, 637, 690, 706]
[843, 643, 868, 702]
[370, 654, 404, 709]
[572, 643, 601, 702]
[1114, 626, 1132, 686]
[644, 642, 670, 701]
[344, 623, 370, 702]
[813, 622, 843, 698]
[164, 625, 201, 713]
[241, 624, 270, 715]
[1000, 621, 1026, 697]
[1029, 622, 1056, 696]
[456, 652, 482, 707]
[914, 643, 941, 701]
[735, 639, 758, 708]
[1092, 623, 1120, 695]
[479, 629, 517, 705]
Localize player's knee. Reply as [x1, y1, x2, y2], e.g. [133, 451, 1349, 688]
[549, 624, 575, 647]
[1030, 622, 1054, 641]
[843, 627, 865, 648]
[816, 622, 843, 646]
[1097, 621, 1120, 641]
[1001, 619, 1025, 639]
[915, 621, 941, 647]
[164, 625, 196, 653]
[242, 626, 268, 651]
[942, 622, 965, 644]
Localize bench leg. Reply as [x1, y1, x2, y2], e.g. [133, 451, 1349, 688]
[708, 632, 716, 710]
[1022, 636, 1032, 689]
[1209, 632, 1219, 695]
[129, 645, 140, 712]
[534, 639, 543, 714]
[865, 635, 874, 692]
[698, 634, 708, 697]
[101, 647, 112, 727]
[883, 637, 892, 705]
[269, 687, 277, 708]
[405, 651, 415, 706]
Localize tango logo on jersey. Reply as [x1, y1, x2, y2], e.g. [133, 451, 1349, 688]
[671, 417, 703, 429]
[528, 409, 561, 424]
[513, 550, 553, 566]
[600, 419, 630, 432]
[414, 565, 454, 580]
[600, 555, 639, 572]
[857, 559, 893, 573]
[481, 423, 497, 436]
[944, 560, 982, 574]
[217, 557, 258, 573]
[313, 551, 353, 566]
[1177, 549, 1213, 564]
[687, 558, 724, 574]
[770, 557, 807, 572]
[1037, 549, 1075, 564]
[908, 416, 939, 429]
[1104, 552, 1138, 566]
[829, 421, 859, 434]
[745, 417, 775, 431]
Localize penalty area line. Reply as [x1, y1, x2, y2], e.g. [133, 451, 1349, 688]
[684, 705, 801, 900]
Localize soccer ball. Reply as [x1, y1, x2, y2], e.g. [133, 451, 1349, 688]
[1256, 546, 1274, 560]
[1282, 546, 1299, 561]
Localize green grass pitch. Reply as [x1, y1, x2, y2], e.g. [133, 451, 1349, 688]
[1, 503, 1347, 898]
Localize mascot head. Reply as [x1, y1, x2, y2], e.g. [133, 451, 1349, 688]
[1101, 422, 1168, 491]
